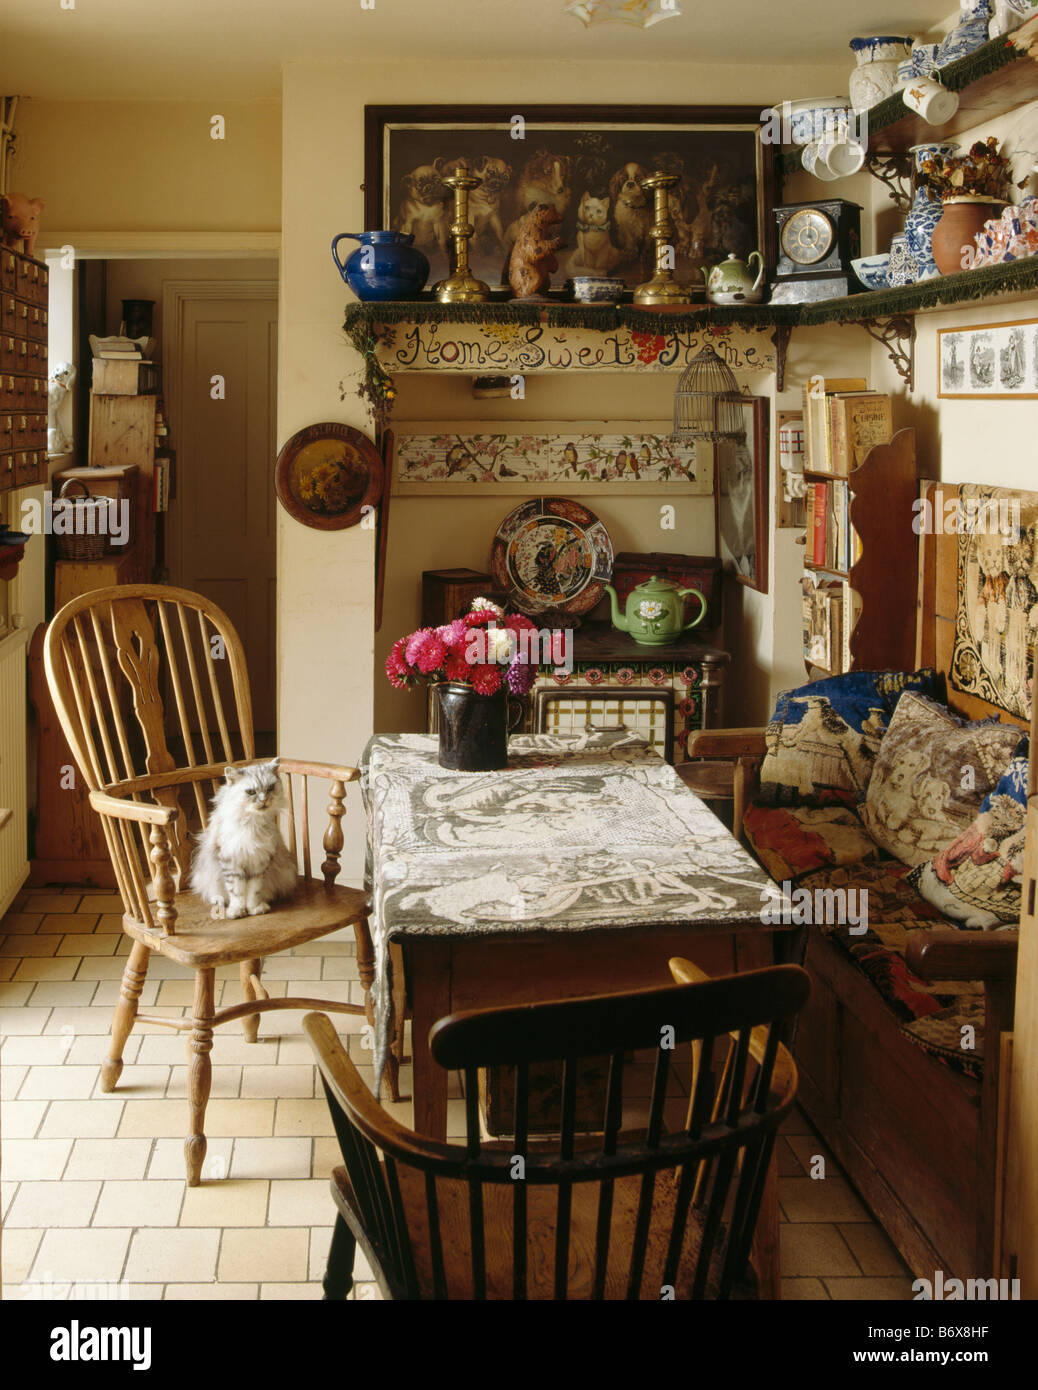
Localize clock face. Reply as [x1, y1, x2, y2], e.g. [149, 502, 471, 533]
[780, 208, 835, 266]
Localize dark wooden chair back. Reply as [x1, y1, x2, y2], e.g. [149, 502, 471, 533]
[305, 963, 809, 1300]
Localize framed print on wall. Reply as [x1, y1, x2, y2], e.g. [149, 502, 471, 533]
[937, 319, 1038, 399]
[364, 105, 776, 291]
[715, 395, 769, 593]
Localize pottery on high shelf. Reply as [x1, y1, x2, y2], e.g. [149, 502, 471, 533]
[903, 142, 960, 282]
[937, 0, 992, 64]
[887, 232, 917, 287]
[932, 197, 1007, 274]
[705, 251, 765, 305]
[848, 36, 914, 112]
[331, 230, 430, 302]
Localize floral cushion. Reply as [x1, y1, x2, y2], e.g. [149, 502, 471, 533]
[758, 669, 940, 807]
[907, 736, 1029, 929]
[743, 802, 880, 883]
[860, 693, 1022, 869]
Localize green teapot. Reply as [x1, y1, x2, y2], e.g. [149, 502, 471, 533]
[603, 574, 708, 646]
[705, 250, 765, 305]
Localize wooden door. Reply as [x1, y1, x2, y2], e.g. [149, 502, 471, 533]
[171, 292, 278, 733]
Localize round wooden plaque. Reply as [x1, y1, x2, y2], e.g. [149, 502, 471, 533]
[274, 422, 383, 530]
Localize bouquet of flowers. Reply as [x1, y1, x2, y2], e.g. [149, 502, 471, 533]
[386, 597, 539, 697]
[918, 138, 1017, 203]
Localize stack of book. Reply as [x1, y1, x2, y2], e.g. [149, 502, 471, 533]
[800, 378, 893, 675]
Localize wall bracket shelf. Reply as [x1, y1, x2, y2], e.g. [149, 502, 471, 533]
[862, 151, 913, 211]
[855, 315, 917, 391]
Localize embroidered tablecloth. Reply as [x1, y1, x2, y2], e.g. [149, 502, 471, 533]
[360, 731, 778, 1088]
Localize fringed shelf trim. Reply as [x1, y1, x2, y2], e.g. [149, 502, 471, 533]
[798, 256, 1038, 326]
[865, 33, 1026, 139]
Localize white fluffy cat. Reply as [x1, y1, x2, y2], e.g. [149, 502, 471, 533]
[189, 759, 297, 920]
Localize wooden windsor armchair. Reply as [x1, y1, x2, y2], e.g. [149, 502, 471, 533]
[43, 584, 375, 1186]
[304, 962, 809, 1300]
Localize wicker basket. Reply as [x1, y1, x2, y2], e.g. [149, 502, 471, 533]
[53, 478, 108, 561]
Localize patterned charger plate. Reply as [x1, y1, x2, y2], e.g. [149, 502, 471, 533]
[490, 497, 614, 616]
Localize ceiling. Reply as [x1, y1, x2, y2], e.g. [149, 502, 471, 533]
[2, 1, 953, 102]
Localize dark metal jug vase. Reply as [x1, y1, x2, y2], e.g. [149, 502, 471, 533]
[434, 681, 523, 772]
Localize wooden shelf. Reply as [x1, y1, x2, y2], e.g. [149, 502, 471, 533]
[866, 18, 1038, 155]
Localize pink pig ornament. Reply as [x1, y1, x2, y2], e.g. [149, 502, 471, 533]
[1, 193, 45, 258]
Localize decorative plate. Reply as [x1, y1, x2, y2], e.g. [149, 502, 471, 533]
[275, 422, 383, 530]
[490, 497, 614, 616]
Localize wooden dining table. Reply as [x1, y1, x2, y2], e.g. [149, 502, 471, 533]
[361, 730, 794, 1128]
[360, 730, 796, 1297]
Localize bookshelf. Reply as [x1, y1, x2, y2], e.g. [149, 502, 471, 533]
[800, 418, 918, 678]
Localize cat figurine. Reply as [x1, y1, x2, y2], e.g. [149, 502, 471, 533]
[189, 759, 297, 920]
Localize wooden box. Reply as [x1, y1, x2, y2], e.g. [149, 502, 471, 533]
[91, 358, 160, 395]
[421, 567, 494, 627]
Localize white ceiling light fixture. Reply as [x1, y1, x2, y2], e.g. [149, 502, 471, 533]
[565, 0, 684, 29]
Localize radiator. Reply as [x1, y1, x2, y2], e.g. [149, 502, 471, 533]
[0, 628, 29, 915]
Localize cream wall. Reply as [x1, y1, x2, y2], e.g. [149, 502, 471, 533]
[10, 100, 281, 238]
[278, 56, 854, 811]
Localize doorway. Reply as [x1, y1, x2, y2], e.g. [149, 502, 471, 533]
[162, 278, 279, 735]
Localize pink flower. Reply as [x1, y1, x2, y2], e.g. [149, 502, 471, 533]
[444, 651, 471, 682]
[436, 619, 467, 650]
[463, 609, 495, 628]
[385, 637, 411, 689]
[470, 663, 503, 696]
[405, 629, 446, 674]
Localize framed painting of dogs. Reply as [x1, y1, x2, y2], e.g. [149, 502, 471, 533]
[364, 105, 775, 293]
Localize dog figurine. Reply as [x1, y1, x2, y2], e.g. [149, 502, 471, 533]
[565, 190, 620, 277]
[397, 161, 451, 256]
[608, 163, 652, 267]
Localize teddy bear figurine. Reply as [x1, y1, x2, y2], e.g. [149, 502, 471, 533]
[508, 204, 565, 301]
[1, 193, 46, 259]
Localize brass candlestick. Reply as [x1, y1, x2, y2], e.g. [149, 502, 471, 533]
[436, 163, 491, 304]
[633, 171, 692, 308]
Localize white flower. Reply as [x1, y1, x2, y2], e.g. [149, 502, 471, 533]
[485, 626, 516, 664]
[639, 600, 665, 620]
[470, 596, 505, 618]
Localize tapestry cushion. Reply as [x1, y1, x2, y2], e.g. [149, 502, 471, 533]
[757, 669, 940, 808]
[901, 1000, 985, 1080]
[860, 692, 1022, 869]
[743, 802, 880, 883]
[907, 736, 1029, 929]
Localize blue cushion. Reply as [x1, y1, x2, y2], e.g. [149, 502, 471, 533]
[759, 668, 941, 806]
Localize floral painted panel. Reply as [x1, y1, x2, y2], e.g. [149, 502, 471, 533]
[360, 731, 778, 1087]
[396, 432, 712, 490]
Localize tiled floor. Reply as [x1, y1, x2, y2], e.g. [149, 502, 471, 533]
[1, 885, 915, 1300]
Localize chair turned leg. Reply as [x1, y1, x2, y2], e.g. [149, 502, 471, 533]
[239, 957, 263, 1043]
[185, 968, 215, 1187]
[101, 940, 150, 1093]
[323, 1213, 356, 1300]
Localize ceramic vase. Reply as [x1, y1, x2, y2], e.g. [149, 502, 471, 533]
[937, 0, 991, 64]
[330, 230, 430, 302]
[848, 36, 914, 111]
[904, 142, 960, 281]
[932, 197, 1007, 273]
[887, 232, 917, 287]
[434, 682, 517, 772]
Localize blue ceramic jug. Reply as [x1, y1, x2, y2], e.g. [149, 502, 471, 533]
[331, 230, 430, 302]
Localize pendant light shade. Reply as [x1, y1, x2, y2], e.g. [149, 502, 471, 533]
[565, 0, 684, 28]
[672, 345, 745, 442]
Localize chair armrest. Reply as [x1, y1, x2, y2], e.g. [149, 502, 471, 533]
[906, 929, 1019, 983]
[687, 728, 767, 759]
[277, 758, 361, 784]
[88, 790, 179, 826]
